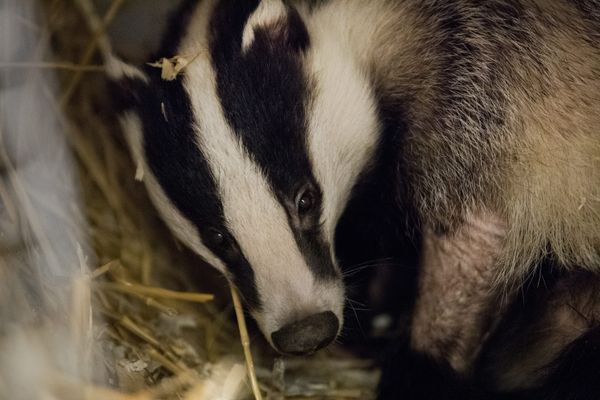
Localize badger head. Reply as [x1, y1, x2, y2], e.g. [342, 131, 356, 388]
[110, 0, 381, 355]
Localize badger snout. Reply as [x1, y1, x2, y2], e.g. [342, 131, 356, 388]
[270, 311, 339, 355]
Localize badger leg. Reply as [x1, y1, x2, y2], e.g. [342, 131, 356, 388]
[378, 212, 512, 399]
[380, 213, 600, 399]
[410, 212, 509, 373]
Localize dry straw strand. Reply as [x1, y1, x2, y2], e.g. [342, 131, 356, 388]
[98, 281, 214, 303]
[0, 62, 104, 72]
[61, 0, 126, 105]
[230, 284, 263, 400]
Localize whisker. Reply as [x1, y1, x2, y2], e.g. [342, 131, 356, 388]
[346, 297, 369, 308]
[346, 306, 371, 311]
[343, 265, 382, 277]
[347, 300, 367, 339]
[342, 261, 418, 277]
[342, 257, 395, 270]
[346, 298, 371, 312]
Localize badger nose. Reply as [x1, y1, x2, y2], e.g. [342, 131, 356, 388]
[271, 311, 339, 355]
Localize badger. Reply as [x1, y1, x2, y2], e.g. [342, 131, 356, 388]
[107, 0, 600, 398]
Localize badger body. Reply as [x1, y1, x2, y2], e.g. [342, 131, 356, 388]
[109, 0, 600, 398]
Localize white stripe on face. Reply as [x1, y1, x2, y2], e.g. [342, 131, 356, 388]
[303, 16, 381, 250]
[177, 1, 344, 338]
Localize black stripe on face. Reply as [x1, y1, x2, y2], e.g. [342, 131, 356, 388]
[208, 0, 338, 281]
[115, 1, 261, 309]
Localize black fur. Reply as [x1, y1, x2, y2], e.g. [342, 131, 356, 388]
[208, 0, 337, 281]
[572, 0, 600, 48]
[335, 91, 420, 349]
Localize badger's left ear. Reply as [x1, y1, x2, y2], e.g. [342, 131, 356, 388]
[242, 0, 309, 53]
[104, 56, 149, 112]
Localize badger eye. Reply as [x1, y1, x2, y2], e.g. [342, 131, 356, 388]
[208, 229, 227, 247]
[297, 190, 315, 214]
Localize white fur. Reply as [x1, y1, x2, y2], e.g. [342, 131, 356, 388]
[176, 1, 344, 339]
[241, 0, 288, 52]
[302, 10, 381, 250]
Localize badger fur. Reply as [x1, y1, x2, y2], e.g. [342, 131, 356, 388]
[108, 0, 600, 398]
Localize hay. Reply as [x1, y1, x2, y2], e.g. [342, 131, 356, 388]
[0, 1, 380, 399]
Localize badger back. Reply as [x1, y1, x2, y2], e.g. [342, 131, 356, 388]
[377, 0, 600, 280]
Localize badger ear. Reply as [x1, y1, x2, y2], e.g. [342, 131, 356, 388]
[241, 0, 309, 53]
[105, 55, 148, 83]
[105, 56, 149, 111]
